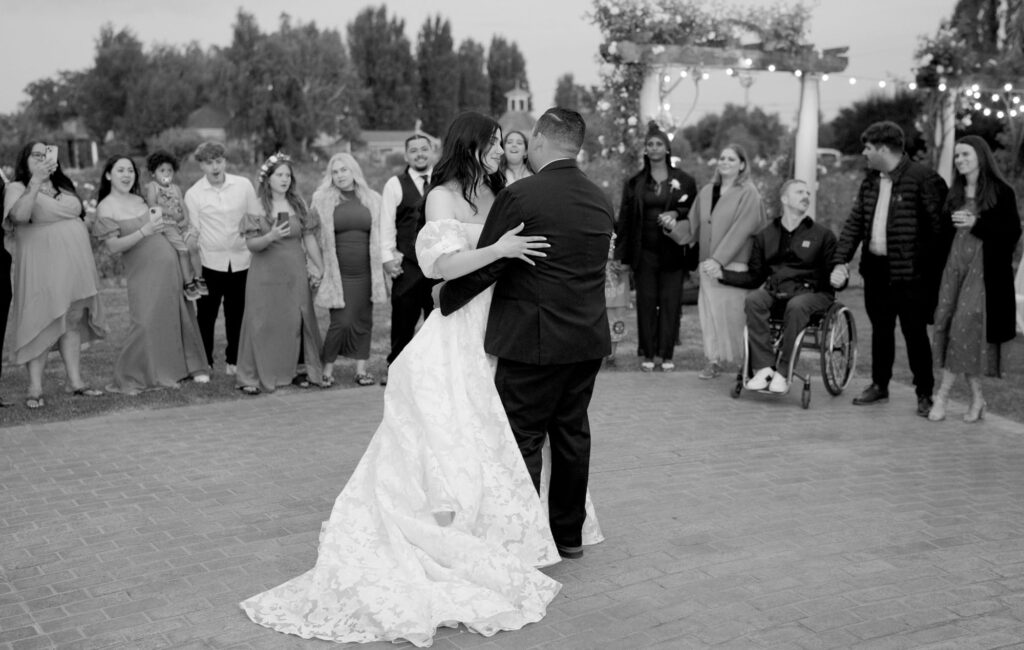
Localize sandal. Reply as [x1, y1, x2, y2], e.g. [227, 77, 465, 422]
[239, 386, 261, 396]
[291, 373, 311, 389]
[25, 395, 45, 409]
[70, 386, 104, 397]
[321, 374, 335, 388]
[354, 373, 376, 386]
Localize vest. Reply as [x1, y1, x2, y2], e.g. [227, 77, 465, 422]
[395, 171, 427, 263]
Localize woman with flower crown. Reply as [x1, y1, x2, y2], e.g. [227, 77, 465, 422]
[612, 122, 697, 372]
[235, 154, 325, 394]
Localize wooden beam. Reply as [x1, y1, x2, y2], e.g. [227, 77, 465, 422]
[603, 41, 849, 74]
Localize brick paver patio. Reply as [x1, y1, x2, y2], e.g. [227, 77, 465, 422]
[3, 370, 1024, 649]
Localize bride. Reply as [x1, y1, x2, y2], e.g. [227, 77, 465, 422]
[241, 112, 603, 647]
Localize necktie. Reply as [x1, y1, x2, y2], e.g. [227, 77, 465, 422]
[420, 174, 430, 193]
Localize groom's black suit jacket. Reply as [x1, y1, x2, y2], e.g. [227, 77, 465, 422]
[439, 159, 614, 364]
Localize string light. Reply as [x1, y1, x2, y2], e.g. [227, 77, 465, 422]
[679, 70, 688, 78]
[822, 73, 830, 81]
[794, 70, 803, 78]
[849, 77, 857, 85]
[878, 80, 886, 88]
[767, 64, 776, 72]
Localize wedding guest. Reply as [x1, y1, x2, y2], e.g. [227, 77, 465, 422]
[93, 155, 210, 394]
[0, 175, 11, 407]
[2, 142, 106, 409]
[614, 122, 697, 372]
[830, 121, 949, 416]
[379, 134, 434, 383]
[928, 136, 1021, 422]
[235, 153, 324, 395]
[144, 149, 206, 301]
[311, 153, 387, 387]
[499, 130, 534, 185]
[672, 143, 766, 379]
[184, 141, 260, 375]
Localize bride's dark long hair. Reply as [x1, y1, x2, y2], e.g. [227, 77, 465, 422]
[427, 112, 506, 214]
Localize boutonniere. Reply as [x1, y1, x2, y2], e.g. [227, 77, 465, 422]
[669, 179, 681, 192]
[677, 193, 689, 204]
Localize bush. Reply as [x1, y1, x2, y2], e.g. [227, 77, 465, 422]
[145, 128, 204, 161]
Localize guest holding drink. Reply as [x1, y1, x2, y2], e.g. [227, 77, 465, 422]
[500, 130, 534, 185]
[2, 142, 106, 409]
[236, 154, 325, 395]
[311, 153, 387, 387]
[93, 155, 210, 394]
[614, 123, 697, 371]
[928, 136, 1022, 422]
[671, 143, 766, 379]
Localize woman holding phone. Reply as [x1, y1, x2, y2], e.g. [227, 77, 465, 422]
[2, 142, 106, 408]
[235, 153, 325, 394]
[93, 155, 209, 394]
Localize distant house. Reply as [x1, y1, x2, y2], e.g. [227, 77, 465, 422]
[358, 122, 439, 163]
[55, 117, 98, 169]
[498, 81, 535, 137]
[186, 106, 230, 142]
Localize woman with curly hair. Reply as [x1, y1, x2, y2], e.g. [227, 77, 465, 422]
[234, 154, 324, 394]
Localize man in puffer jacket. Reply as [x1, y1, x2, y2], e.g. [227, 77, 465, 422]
[830, 121, 950, 417]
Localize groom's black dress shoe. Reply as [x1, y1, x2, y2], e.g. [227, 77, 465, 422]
[556, 544, 583, 559]
[852, 384, 888, 406]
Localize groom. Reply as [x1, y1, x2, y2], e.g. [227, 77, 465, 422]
[440, 107, 614, 559]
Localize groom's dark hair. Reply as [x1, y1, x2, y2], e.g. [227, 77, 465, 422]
[534, 107, 585, 154]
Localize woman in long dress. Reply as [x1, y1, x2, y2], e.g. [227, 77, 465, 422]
[235, 154, 325, 394]
[93, 155, 210, 394]
[676, 143, 766, 379]
[311, 153, 387, 387]
[2, 142, 106, 408]
[241, 112, 603, 647]
[928, 136, 1022, 422]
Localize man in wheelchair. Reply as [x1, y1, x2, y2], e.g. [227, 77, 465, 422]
[707, 179, 845, 393]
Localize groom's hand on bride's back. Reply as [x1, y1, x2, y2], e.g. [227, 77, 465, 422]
[432, 281, 445, 308]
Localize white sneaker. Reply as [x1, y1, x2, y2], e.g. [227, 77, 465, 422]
[746, 367, 774, 390]
[225, 364, 237, 376]
[769, 372, 789, 394]
[193, 373, 210, 384]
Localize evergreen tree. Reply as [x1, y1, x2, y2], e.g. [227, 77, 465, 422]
[456, 39, 490, 115]
[347, 5, 419, 130]
[486, 36, 528, 117]
[416, 15, 459, 135]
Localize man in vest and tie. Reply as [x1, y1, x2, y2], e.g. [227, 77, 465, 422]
[379, 134, 435, 383]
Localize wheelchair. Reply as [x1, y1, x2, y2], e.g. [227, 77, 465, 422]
[731, 300, 857, 409]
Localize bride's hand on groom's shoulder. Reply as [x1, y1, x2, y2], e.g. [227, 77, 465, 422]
[494, 222, 549, 265]
[432, 281, 446, 308]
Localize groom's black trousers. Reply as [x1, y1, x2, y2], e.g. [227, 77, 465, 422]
[495, 357, 603, 548]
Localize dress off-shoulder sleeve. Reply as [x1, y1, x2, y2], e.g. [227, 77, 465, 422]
[92, 216, 124, 240]
[415, 219, 470, 279]
[240, 212, 271, 239]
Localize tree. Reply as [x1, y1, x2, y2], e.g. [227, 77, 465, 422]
[553, 73, 599, 112]
[214, 10, 265, 144]
[416, 15, 459, 135]
[123, 44, 210, 147]
[825, 92, 926, 157]
[487, 36, 527, 116]
[23, 71, 85, 131]
[77, 25, 147, 142]
[682, 104, 789, 160]
[347, 6, 419, 130]
[456, 39, 490, 115]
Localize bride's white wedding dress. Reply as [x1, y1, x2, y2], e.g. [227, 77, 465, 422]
[241, 219, 603, 647]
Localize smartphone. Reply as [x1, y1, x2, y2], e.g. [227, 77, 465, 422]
[148, 206, 163, 222]
[276, 212, 290, 227]
[44, 145, 58, 165]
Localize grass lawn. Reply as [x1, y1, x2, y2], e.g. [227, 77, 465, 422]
[2, 278, 1021, 428]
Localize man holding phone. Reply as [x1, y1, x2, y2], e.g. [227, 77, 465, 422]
[184, 141, 261, 375]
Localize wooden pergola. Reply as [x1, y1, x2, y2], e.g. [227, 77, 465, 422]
[605, 41, 850, 211]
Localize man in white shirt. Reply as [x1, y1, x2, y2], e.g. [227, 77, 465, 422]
[184, 141, 260, 375]
[378, 135, 435, 380]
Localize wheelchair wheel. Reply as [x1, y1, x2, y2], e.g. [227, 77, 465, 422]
[819, 304, 857, 396]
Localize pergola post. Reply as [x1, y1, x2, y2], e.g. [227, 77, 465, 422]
[936, 92, 956, 185]
[794, 74, 821, 215]
[639, 70, 662, 127]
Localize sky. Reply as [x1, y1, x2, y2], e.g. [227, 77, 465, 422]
[1, 0, 959, 126]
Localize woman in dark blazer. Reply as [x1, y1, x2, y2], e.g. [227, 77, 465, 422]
[928, 135, 1022, 422]
[614, 123, 697, 371]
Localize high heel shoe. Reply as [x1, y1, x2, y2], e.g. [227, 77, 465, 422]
[964, 400, 987, 423]
[927, 394, 948, 421]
